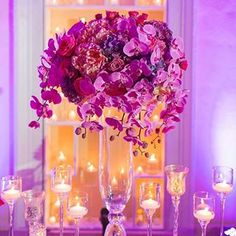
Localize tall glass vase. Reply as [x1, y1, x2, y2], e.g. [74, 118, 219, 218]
[99, 127, 133, 236]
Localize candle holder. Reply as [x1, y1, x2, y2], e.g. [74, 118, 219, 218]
[193, 191, 215, 236]
[68, 191, 88, 236]
[0, 175, 22, 236]
[212, 166, 233, 236]
[165, 164, 189, 236]
[22, 190, 45, 235]
[140, 182, 161, 236]
[51, 165, 72, 236]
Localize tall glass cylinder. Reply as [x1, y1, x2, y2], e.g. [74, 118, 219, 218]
[99, 127, 133, 236]
[165, 165, 189, 236]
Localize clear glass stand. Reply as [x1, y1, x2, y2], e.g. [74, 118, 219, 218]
[219, 194, 226, 236]
[74, 219, 80, 236]
[59, 194, 66, 236]
[172, 196, 180, 236]
[145, 209, 155, 236]
[8, 203, 14, 236]
[199, 221, 208, 236]
[105, 213, 126, 236]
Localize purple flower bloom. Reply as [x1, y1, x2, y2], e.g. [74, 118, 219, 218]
[123, 38, 148, 57]
[30, 11, 188, 153]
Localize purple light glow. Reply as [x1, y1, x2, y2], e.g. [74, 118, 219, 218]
[0, 0, 14, 175]
[193, 0, 236, 223]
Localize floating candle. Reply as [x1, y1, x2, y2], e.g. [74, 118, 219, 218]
[69, 205, 88, 219]
[194, 209, 215, 222]
[213, 182, 233, 193]
[1, 188, 21, 202]
[52, 183, 71, 193]
[141, 199, 160, 210]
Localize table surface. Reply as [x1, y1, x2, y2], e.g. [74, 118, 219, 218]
[0, 227, 222, 236]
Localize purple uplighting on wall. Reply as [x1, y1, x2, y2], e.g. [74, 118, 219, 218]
[0, 0, 14, 176]
[192, 0, 236, 224]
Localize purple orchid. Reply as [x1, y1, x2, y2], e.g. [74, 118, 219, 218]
[29, 11, 188, 156]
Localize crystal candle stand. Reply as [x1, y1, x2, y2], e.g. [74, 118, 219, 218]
[0, 175, 22, 236]
[193, 191, 215, 236]
[165, 165, 189, 236]
[22, 190, 45, 236]
[67, 191, 88, 236]
[51, 165, 72, 236]
[212, 166, 233, 236]
[140, 182, 161, 236]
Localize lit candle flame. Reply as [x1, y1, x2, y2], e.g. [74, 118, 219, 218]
[51, 114, 57, 121]
[49, 216, 56, 224]
[55, 26, 60, 32]
[87, 163, 96, 172]
[136, 166, 143, 174]
[148, 154, 157, 163]
[111, 177, 118, 186]
[80, 18, 86, 23]
[154, 0, 161, 5]
[77, 0, 84, 4]
[55, 199, 60, 207]
[153, 114, 159, 121]
[58, 151, 66, 161]
[120, 168, 125, 175]
[69, 110, 76, 120]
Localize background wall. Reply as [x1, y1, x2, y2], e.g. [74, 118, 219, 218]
[0, 0, 14, 229]
[192, 0, 236, 224]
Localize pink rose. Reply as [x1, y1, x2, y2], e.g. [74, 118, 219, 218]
[57, 34, 76, 56]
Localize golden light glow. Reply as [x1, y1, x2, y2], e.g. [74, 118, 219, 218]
[153, 114, 159, 121]
[110, 0, 119, 5]
[51, 114, 57, 121]
[80, 18, 86, 23]
[49, 216, 56, 224]
[77, 0, 84, 4]
[136, 166, 144, 174]
[58, 151, 66, 161]
[54, 199, 60, 207]
[154, 0, 162, 5]
[69, 110, 76, 120]
[55, 26, 60, 32]
[87, 162, 97, 172]
[148, 154, 157, 163]
[111, 177, 118, 186]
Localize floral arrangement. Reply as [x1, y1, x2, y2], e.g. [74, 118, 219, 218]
[29, 11, 188, 156]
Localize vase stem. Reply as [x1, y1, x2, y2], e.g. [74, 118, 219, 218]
[220, 195, 226, 236]
[59, 196, 64, 236]
[172, 196, 180, 236]
[8, 204, 14, 236]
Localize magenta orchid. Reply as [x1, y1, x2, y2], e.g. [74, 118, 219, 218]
[29, 11, 188, 156]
